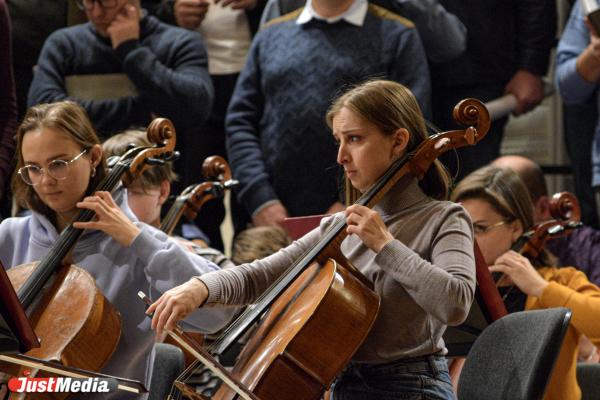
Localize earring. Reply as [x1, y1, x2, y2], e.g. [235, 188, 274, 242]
[91, 167, 96, 178]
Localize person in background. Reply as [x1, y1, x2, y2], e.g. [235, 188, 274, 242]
[556, 0, 600, 232]
[231, 225, 292, 265]
[492, 155, 600, 286]
[431, 0, 556, 180]
[150, 0, 266, 246]
[452, 165, 600, 400]
[27, 0, 219, 248]
[259, 0, 466, 64]
[225, 0, 431, 233]
[149, 80, 475, 400]
[0, 0, 17, 220]
[102, 129, 235, 269]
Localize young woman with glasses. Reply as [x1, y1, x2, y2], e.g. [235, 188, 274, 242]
[0, 100, 235, 398]
[451, 165, 600, 400]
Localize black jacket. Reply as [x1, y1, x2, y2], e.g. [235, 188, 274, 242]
[431, 0, 557, 88]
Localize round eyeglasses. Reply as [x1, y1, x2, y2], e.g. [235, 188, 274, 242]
[18, 149, 88, 186]
[76, 0, 118, 11]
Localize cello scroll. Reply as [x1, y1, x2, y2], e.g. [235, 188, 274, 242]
[125, 118, 178, 185]
[409, 98, 490, 180]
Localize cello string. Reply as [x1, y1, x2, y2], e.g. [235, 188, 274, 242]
[179, 150, 418, 388]
[177, 117, 482, 391]
[208, 151, 414, 354]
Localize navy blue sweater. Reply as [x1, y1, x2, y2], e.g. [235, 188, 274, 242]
[28, 16, 215, 188]
[226, 5, 431, 218]
[28, 15, 213, 136]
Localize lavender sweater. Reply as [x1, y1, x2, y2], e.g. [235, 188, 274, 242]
[0, 189, 236, 399]
[200, 178, 476, 362]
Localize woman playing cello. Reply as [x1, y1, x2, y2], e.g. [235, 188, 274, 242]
[451, 165, 600, 400]
[0, 101, 234, 397]
[149, 80, 477, 399]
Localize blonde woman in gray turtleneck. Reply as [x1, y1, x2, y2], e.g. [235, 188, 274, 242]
[149, 79, 476, 399]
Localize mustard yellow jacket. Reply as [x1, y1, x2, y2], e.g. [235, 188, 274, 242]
[526, 267, 600, 400]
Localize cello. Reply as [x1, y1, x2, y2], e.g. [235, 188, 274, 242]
[158, 155, 238, 367]
[161, 155, 238, 238]
[511, 191, 581, 264]
[1, 118, 176, 399]
[166, 98, 491, 400]
[495, 191, 583, 305]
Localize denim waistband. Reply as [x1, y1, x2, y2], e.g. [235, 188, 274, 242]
[348, 355, 448, 377]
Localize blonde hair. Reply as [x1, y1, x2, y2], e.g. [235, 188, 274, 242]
[103, 129, 177, 191]
[451, 166, 554, 266]
[232, 226, 292, 265]
[326, 79, 451, 201]
[12, 101, 107, 218]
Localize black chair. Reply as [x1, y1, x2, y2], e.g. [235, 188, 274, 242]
[457, 308, 572, 400]
[148, 343, 185, 400]
[578, 362, 600, 400]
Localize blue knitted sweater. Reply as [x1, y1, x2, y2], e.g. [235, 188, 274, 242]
[28, 15, 213, 136]
[226, 5, 431, 217]
[27, 16, 214, 188]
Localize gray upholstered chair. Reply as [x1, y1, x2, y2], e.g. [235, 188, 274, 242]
[148, 343, 185, 400]
[457, 308, 572, 400]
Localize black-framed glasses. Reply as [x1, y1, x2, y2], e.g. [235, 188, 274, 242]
[18, 149, 88, 186]
[76, 0, 118, 11]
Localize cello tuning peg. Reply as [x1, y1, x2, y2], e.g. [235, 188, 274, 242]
[224, 179, 239, 189]
[146, 158, 165, 166]
[547, 225, 564, 235]
[106, 155, 120, 168]
[164, 151, 180, 162]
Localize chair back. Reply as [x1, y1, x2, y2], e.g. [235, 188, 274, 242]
[577, 362, 600, 400]
[458, 307, 572, 400]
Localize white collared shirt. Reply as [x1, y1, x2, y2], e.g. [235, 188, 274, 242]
[296, 0, 368, 26]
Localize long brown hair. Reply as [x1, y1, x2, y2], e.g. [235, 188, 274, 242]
[12, 101, 107, 219]
[326, 79, 450, 201]
[451, 166, 555, 267]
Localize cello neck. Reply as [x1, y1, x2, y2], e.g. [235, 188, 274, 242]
[160, 195, 188, 236]
[208, 155, 417, 355]
[208, 99, 492, 355]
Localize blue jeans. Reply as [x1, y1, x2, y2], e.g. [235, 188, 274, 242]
[332, 355, 455, 400]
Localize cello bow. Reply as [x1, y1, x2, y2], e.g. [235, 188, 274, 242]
[173, 99, 490, 400]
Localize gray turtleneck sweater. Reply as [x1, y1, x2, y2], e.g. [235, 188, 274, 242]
[200, 178, 476, 362]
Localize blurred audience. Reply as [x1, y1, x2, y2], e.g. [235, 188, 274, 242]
[556, 0, 600, 230]
[27, 0, 222, 247]
[225, 0, 431, 231]
[431, 0, 556, 180]
[0, 0, 17, 219]
[259, 0, 466, 63]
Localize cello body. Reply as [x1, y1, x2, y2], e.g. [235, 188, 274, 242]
[214, 258, 380, 400]
[8, 264, 120, 370]
[4, 264, 120, 400]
